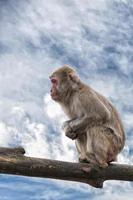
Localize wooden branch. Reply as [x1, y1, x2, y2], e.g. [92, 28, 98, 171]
[0, 147, 132, 188]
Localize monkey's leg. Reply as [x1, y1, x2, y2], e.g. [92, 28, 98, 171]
[75, 133, 87, 162]
[85, 131, 98, 165]
[92, 127, 118, 168]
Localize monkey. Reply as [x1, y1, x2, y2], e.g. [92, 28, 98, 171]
[49, 65, 125, 168]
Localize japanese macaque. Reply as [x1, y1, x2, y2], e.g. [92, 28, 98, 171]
[50, 65, 125, 168]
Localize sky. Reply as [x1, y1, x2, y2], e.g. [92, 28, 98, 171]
[0, 0, 133, 199]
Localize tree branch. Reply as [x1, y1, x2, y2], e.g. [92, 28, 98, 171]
[0, 147, 132, 188]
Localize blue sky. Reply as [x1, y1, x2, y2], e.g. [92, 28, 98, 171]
[0, 0, 133, 199]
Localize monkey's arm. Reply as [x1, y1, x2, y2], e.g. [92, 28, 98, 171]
[63, 116, 102, 140]
[63, 95, 111, 139]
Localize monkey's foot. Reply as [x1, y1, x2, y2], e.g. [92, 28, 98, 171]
[95, 156, 109, 168]
[99, 162, 108, 168]
[95, 158, 109, 168]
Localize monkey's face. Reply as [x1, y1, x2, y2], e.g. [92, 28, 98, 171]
[50, 75, 60, 101]
[50, 75, 69, 101]
[49, 66, 80, 102]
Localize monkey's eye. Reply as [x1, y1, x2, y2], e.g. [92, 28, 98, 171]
[51, 77, 58, 84]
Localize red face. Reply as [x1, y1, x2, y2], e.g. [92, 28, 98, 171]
[50, 76, 59, 101]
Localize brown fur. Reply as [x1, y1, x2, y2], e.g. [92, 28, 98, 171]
[50, 65, 125, 168]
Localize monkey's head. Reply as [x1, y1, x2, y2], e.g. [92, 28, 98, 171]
[49, 65, 80, 102]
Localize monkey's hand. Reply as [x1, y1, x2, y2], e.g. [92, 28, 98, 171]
[62, 121, 78, 140]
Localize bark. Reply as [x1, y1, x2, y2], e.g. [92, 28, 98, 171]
[0, 147, 132, 188]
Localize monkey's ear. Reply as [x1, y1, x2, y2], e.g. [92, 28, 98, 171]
[68, 71, 80, 83]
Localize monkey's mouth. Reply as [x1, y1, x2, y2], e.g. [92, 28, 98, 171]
[50, 87, 59, 101]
